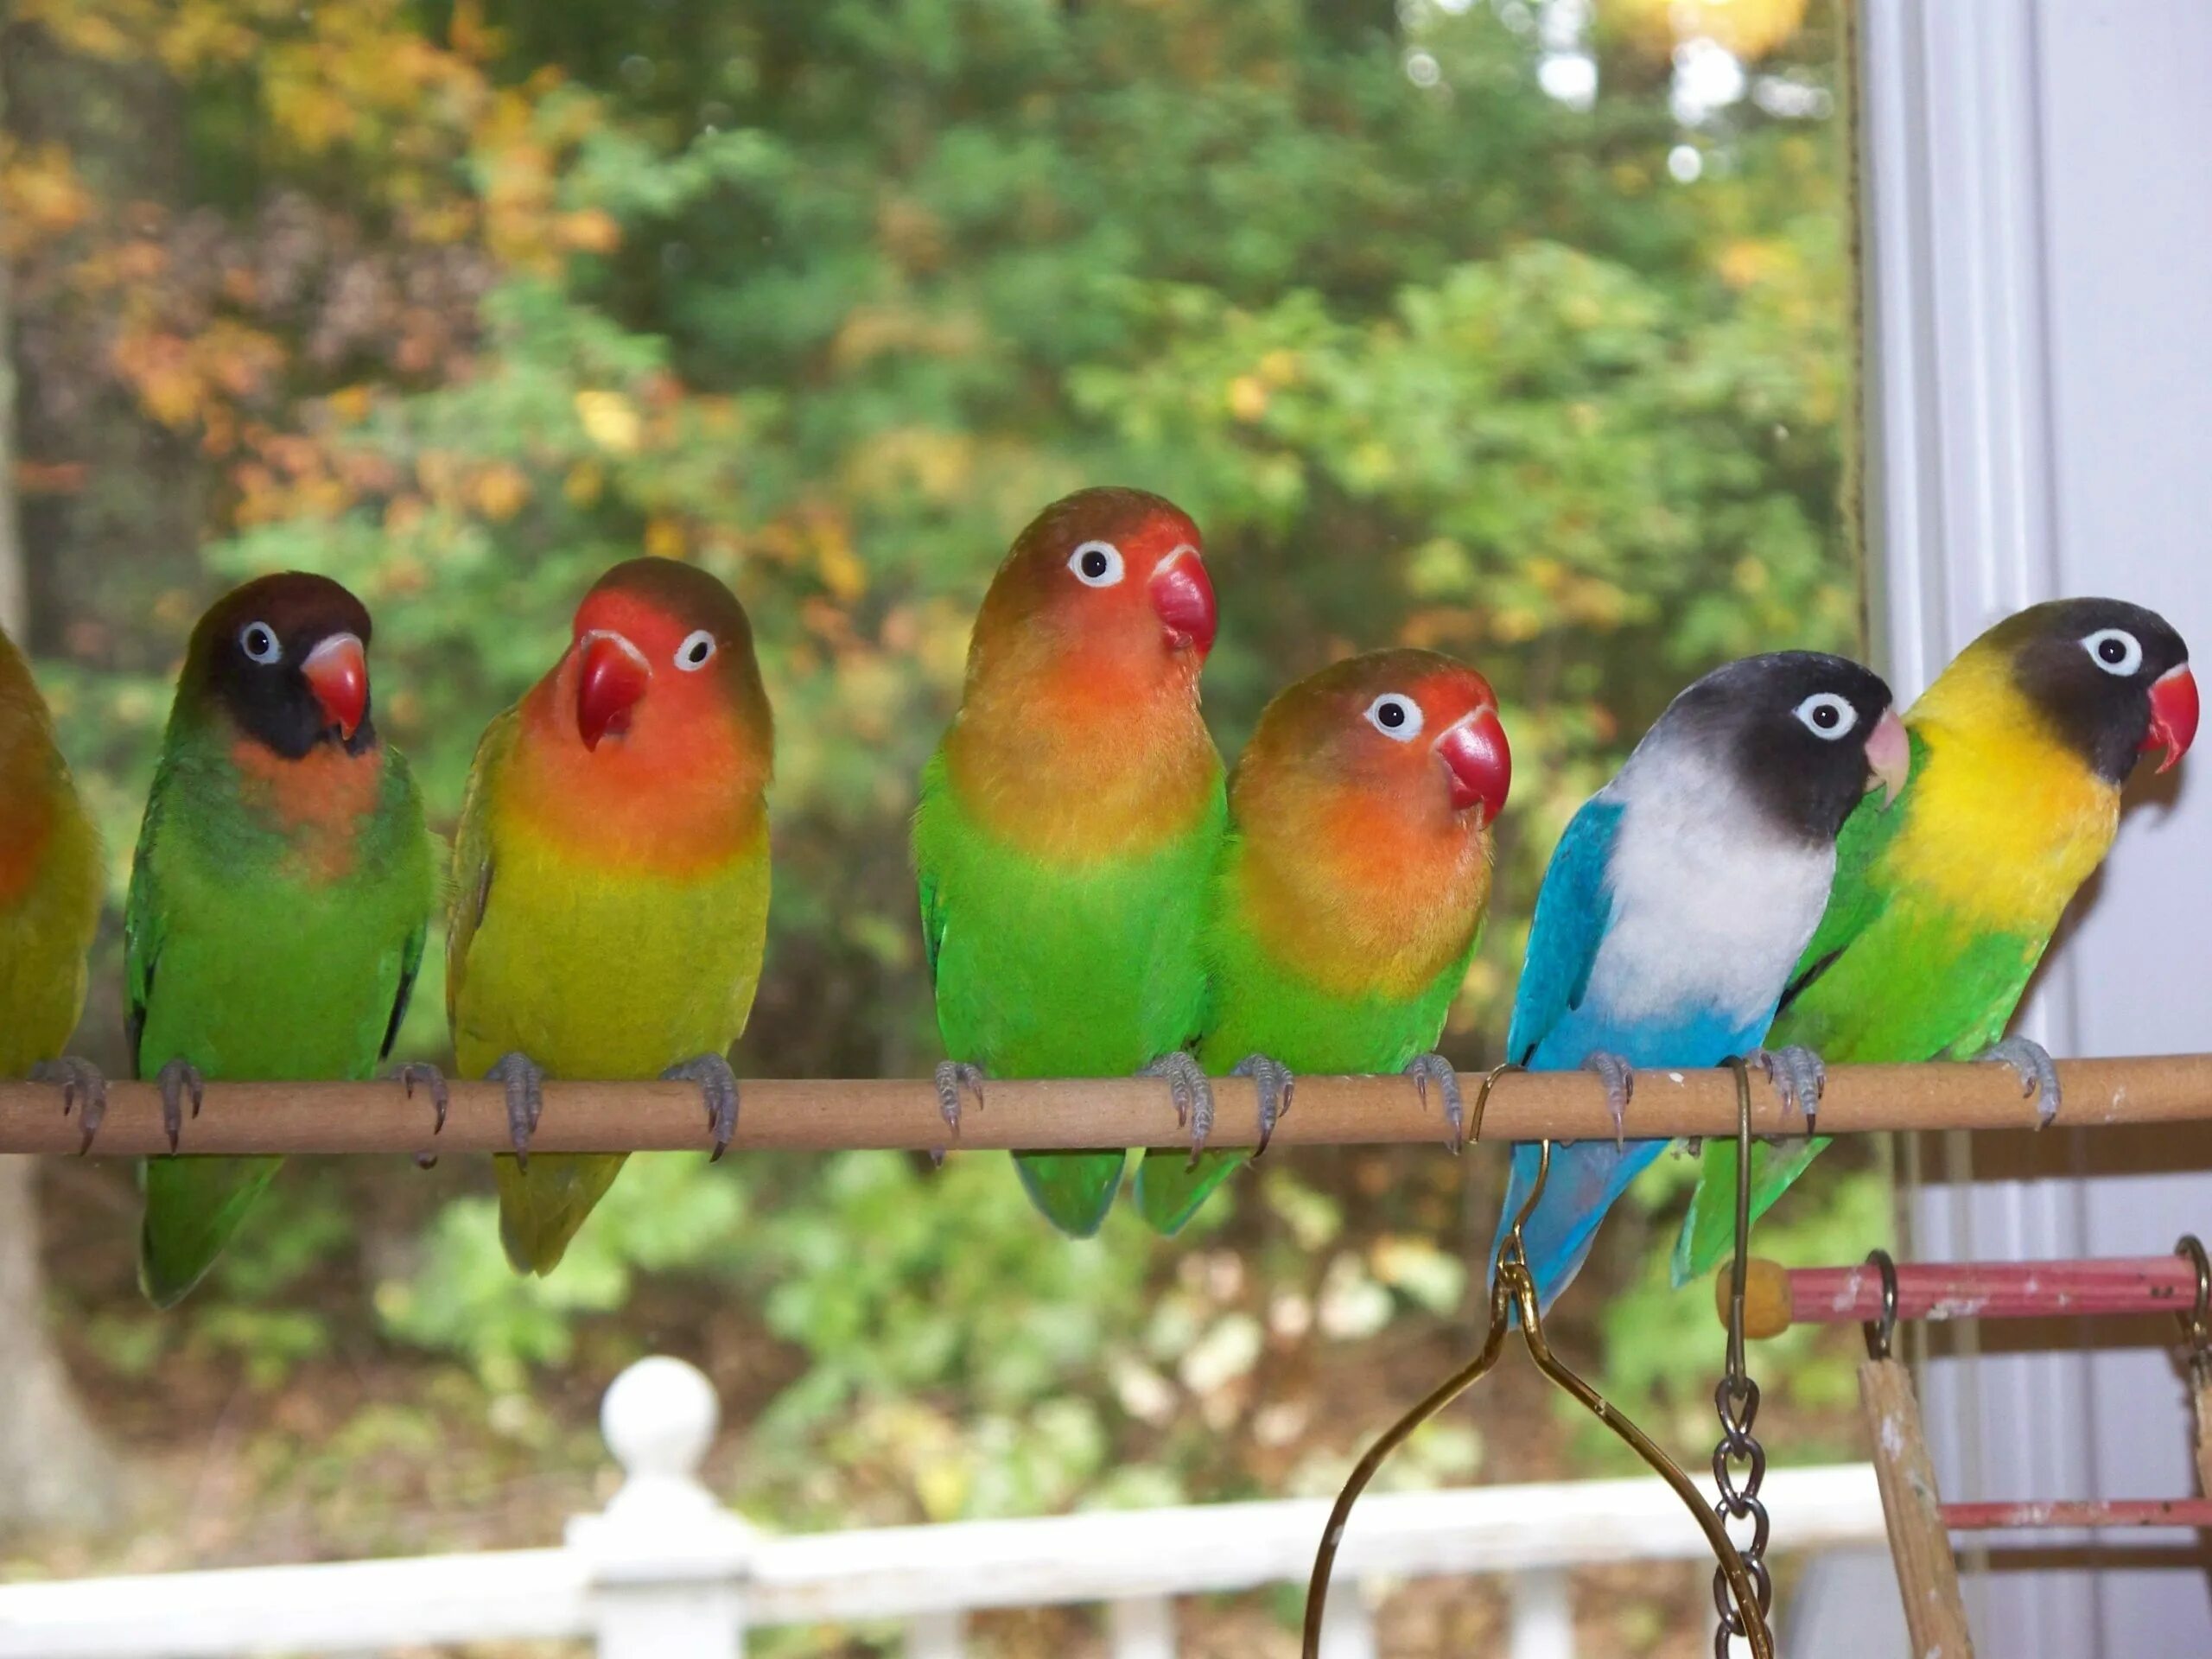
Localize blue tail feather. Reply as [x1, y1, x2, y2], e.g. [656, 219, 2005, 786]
[1492, 1136, 1669, 1316]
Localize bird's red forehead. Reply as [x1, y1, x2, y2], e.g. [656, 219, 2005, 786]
[575, 587, 687, 653]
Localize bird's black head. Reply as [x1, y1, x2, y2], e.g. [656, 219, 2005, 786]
[184, 573, 378, 760]
[1656, 652, 1906, 844]
[1975, 598, 2196, 783]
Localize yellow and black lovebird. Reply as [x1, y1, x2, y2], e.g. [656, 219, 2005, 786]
[1677, 597, 2196, 1280]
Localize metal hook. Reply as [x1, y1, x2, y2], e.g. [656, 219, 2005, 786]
[1302, 1058, 1773, 1659]
[1462, 1061, 1523, 1154]
[1722, 1057, 1755, 1393]
[1862, 1248, 1900, 1362]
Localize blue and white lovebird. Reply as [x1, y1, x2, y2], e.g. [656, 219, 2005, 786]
[1493, 652, 1910, 1313]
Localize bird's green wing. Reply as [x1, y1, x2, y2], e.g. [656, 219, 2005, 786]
[444, 707, 515, 1031]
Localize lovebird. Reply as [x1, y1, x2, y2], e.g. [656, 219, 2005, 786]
[129, 575, 435, 1307]
[913, 487, 1224, 1237]
[1494, 652, 1910, 1314]
[0, 626, 104, 1129]
[447, 557, 773, 1275]
[1674, 598, 2197, 1283]
[1132, 649, 1512, 1235]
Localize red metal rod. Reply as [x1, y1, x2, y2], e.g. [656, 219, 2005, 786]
[1943, 1498, 2212, 1531]
[1789, 1257, 2198, 1325]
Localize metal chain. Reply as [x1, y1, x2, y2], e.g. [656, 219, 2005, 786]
[1712, 1058, 1772, 1656]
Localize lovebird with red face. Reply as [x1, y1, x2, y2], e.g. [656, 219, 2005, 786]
[914, 487, 1225, 1236]
[129, 575, 435, 1307]
[0, 626, 104, 1131]
[1134, 650, 1511, 1235]
[448, 557, 773, 1275]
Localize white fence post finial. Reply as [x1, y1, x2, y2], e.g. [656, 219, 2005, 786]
[569, 1356, 757, 1659]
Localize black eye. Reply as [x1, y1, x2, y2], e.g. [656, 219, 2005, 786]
[1066, 540, 1125, 588]
[675, 628, 717, 672]
[238, 622, 282, 664]
[2082, 628, 2143, 676]
[1363, 693, 1425, 741]
[1792, 691, 1859, 741]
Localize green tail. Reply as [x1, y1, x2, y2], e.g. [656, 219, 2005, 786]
[139, 1155, 284, 1309]
[1133, 1147, 1246, 1236]
[1013, 1150, 1126, 1238]
[495, 1151, 626, 1274]
[1672, 1135, 1832, 1287]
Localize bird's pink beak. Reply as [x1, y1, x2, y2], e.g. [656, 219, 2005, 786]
[2143, 664, 2199, 774]
[1149, 545, 1217, 658]
[1864, 707, 1910, 805]
[1435, 705, 1511, 823]
[577, 631, 652, 751]
[302, 633, 368, 741]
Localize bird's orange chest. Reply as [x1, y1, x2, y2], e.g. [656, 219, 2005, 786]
[0, 788, 54, 907]
[229, 739, 384, 884]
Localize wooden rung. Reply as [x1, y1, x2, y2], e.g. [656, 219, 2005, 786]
[1859, 1356, 1975, 1657]
[1942, 1497, 2212, 1531]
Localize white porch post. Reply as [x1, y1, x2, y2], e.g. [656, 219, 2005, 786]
[1855, 3, 2212, 1656]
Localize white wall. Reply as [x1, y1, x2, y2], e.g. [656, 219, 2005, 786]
[1859, 3, 2212, 1654]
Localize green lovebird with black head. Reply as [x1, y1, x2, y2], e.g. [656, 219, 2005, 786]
[129, 573, 435, 1308]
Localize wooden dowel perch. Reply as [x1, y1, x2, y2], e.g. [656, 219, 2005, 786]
[0, 1052, 2209, 1157]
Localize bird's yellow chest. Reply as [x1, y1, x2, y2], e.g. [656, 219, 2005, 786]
[1888, 716, 2119, 932]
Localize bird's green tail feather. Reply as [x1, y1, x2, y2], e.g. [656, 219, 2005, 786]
[495, 1151, 626, 1274]
[1133, 1147, 1246, 1236]
[1013, 1149, 1126, 1238]
[1672, 1134, 1834, 1286]
[140, 1155, 283, 1309]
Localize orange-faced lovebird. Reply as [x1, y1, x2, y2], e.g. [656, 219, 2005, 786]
[1675, 598, 2196, 1282]
[0, 626, 103, 1132]
[1132, 650, 1511, 1234]
[447, 558, 773, 1275]
[1494, 652, 1909, 1314]
[130, 575, 436, 1306]
[913, 487, 1225, 1237]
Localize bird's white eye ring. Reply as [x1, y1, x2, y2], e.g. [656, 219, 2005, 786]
[238, 621, 283, 665]
[1364, 693, 1425, 742]
[1793, 691, 1859, 741]
[1068, 540, 1125, 588]
[675, 629, 717, 672]
[2082, 628, 2143, 677]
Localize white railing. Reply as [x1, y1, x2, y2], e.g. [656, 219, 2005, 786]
[0, 1357, 1887, 1658]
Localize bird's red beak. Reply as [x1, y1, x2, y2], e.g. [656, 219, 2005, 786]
[2143, 664, 2199, 774]
[578, 631, 652, 751]
[1864, 707, 1911, 805]
[1434, 705, 1511, 823]
[1149, 545, 1217, 658]
[301, 633, 368, 741]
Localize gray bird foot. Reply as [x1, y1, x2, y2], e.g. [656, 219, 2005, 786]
[1233, 1054, 1295, 1160]
[664, 1053, 741, 1161]
[486, 1052, 546, 1171]
[1141, 1052, 1215, 1163]
[1404, 1053, 1465, 1153]
[31, 1057, 109, 1154]
[155, 1058, 205, 1155]
[1748, 1045, 1827, 1135]
[393, 1062, 449, 1167]
[1583, 1051, 1635, 1147]
[931, 1062, 985, 1169]
[1978, 1035, 2062, 1127]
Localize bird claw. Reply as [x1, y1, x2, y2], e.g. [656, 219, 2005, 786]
[1582, 1052, 1635, 1148]
[155, 1058, 205, 1156]
[394, 1062, 449, 1168]
[1404, 1053, 1465, 1153]
[31, 1058, 109, 1154]
[487, 1052, 546, 1171]
[1978, 1035, 2062, 1127]
[1141, 1052, 1214, 1164]
[1749, 1045, 1827, 1135]
[929, 1062, 984, 1169]
[664, 1053, 741, 1161]
[1233, 1054, 1295, 1160]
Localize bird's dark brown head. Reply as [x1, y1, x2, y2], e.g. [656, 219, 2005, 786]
[184, 573, 379, 760]
[1982, 598, 2196, 783]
